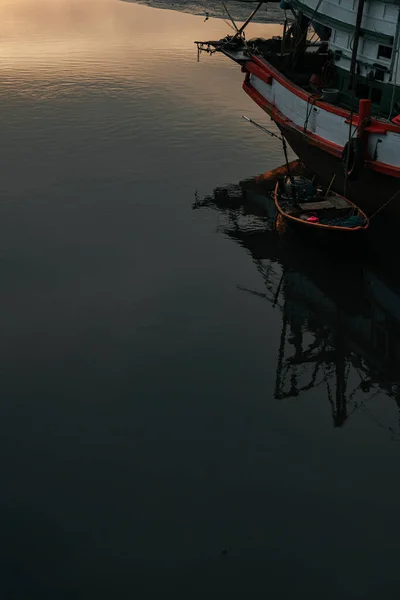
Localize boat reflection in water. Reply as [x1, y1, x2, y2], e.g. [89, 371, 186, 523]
[194, 167, 400, 437]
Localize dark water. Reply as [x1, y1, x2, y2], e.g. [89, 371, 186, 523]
[1, 1, 400, 598]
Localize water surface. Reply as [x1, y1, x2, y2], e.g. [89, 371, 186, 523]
[1, 1, 400, 598]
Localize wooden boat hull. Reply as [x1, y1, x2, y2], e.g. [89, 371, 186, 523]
[273, 182, 369, 244]
[279, 125, 400, 219]
[242, 60, 400, 199]
[197, 36, 400, 217]
[277, 212, 367, 245]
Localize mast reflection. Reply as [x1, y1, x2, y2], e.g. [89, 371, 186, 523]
[194, 170, 400, 437]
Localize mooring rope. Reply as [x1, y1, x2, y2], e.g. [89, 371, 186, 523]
[368, 186, 400, 219]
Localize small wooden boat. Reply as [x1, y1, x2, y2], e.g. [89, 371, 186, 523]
[274, 176, 369, 240]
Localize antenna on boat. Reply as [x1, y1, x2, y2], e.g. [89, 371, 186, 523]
[242, 115, 293, 184]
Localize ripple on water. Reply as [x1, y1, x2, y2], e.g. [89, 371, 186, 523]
[1, 3, 399, 598]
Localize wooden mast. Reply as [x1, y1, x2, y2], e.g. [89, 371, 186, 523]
[348, 0, 366, 90]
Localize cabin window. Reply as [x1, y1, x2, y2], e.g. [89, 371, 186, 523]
[377, 45, 392, 60]
[371, 87, 382, 104]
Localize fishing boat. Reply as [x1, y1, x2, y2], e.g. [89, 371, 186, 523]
[274, 175, 369, 239]
[241, 114, 369, 237]
[196, 1, 400, 216]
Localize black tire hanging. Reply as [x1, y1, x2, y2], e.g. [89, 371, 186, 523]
[342, 137, 363, 181]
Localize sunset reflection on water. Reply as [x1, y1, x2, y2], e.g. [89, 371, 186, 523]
[0, 0, 282, 75]
[1, 3, 400, 600]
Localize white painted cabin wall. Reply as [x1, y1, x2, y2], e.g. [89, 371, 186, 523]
[330, 33, 400, 84]
[329, 34, 399, 83]
[297, 0, 399, 37]
[249, 73, 400, 168]
[296, 1, 400, 85]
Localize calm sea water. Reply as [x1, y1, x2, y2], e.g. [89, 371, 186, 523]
[1, 1, 400, 598]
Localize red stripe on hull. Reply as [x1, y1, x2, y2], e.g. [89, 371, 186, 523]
[244, 61, 272, 85]
[243, 81, 400, 179]
[243, 81, 343, 157]
[278, 125, 400, 218]
[251, 55, 400, 134]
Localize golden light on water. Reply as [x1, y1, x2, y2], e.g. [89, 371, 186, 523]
[0, 0, 283, 73]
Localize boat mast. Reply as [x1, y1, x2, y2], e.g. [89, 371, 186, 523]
[235, 1, 264, 38]
[219, 1, 264, 42]
[348, 0, 366, 91]
[220, 1, 240, 33]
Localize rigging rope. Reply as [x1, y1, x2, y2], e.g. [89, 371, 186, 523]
[368, 186, 400, 220]
[289, 0, 324, 57]
[344, 84, 357, 197]
[303, 94, 320, 131]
